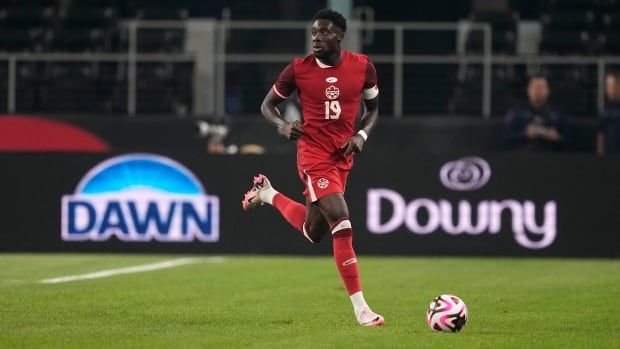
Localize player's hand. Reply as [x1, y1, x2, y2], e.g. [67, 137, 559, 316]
[525, 123, 539, 139]
[278, 120, 304, 140]
[545, 127, 561, 141]
[341, 134, 365, 155]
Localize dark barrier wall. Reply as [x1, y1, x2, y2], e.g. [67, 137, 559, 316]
[1, 152, 618, 257]
[32, 116, 600, 153]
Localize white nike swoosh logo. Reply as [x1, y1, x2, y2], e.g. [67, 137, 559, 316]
[342, 258, 357, 266]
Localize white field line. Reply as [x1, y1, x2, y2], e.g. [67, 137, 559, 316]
[40, 257, 222, 284]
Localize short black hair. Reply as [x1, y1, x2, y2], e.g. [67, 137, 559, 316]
[606, 70, 620, 79]
[312, 9, 347, 33]
[528, 73, 548, 82]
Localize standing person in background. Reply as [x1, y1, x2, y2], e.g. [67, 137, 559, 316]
[597, 72, 620, 155]
[241, 9, 384, 326]
[505, 75, 567, 151]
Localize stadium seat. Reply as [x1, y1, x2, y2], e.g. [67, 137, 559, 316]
[541, 11, 597, 31]
[466, 11, 518, 54]
[0, 28, 42, 52]
[59, 6, 117, 28]
[135, 29, 184, 53]
[545, 0, 599, 12]
[602, 12, 620, 30]
[403, 65, 457, 115]
[601, 32, 620, 54]
[404, 31, 457, 54]
[540, 30, 591, 54]
[466, 29, 516, 54]
[49, 28, 106, 52]
[0, 5, 55, 28]
[449, 65, 517, 116]
[541, 65, 595, 116]
[135, 6, 190, 20]
[37, 63, 102, 112]
[13, 63, 42, 111]
[5, 0, 57, 6]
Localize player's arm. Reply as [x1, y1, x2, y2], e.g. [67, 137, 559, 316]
[342, 60, 379, 155]
[341, 96, 378, 155]
[359, 95, 379, 141]
[261, 62, 304, 140]
[260, 90, 304, 140]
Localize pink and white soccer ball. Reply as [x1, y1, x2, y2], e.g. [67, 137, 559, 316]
[426, 294, 468, 332]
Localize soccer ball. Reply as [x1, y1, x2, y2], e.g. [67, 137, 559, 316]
[426, 294, 468, 332]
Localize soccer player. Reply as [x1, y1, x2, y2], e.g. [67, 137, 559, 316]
[241, 9, 383, 326]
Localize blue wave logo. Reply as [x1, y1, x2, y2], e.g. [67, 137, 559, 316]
[61, 154, 219, 243]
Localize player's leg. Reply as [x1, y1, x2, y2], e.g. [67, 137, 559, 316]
[242, 174, 314, 241]
[301, 199, 330, 243]
[242, 164, 335, 243]
[317, 192, 384, 327]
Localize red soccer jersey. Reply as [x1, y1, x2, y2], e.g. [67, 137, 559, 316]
[273, 50, 379, 170]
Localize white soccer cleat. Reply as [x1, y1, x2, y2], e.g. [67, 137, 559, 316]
[356, 307, 385, 327]
[241, 174, 272, 211]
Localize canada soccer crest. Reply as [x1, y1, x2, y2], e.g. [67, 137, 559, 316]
[325, 85, 340, 100]
[317, 178, 330, 189]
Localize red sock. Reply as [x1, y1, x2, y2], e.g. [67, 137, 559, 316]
[332, 220, 362, 295]
[272, 193, 306, 232]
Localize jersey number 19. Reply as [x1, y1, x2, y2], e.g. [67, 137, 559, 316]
[324, 101, 341, 119]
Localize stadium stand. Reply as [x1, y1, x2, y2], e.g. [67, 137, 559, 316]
[0, 0, 616, 117]
[465, 11, 519, 54]
[450, 0, 618, 117]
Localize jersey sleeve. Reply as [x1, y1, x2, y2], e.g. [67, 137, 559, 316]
[272, 63, 296, 99]
[362, 60, 379, 100]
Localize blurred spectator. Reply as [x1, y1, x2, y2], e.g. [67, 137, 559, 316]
[504, 75, 567, 151]
[196, 119, 265, 154]
[196, 119, 232, 154]
[597, 72, 620, 155]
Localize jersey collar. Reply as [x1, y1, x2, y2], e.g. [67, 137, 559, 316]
[314, 52, 344, 68]
[315, 58, 333, 68]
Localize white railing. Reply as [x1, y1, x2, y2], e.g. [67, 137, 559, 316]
[1, 20, 619, 118]
[0, 51, 195, 115]
[215, 20, 492, 118]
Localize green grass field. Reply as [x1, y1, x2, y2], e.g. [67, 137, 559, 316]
[1, 254, 619, 348]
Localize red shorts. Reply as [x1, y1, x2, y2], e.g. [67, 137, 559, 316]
[297, 163, 350, 203]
